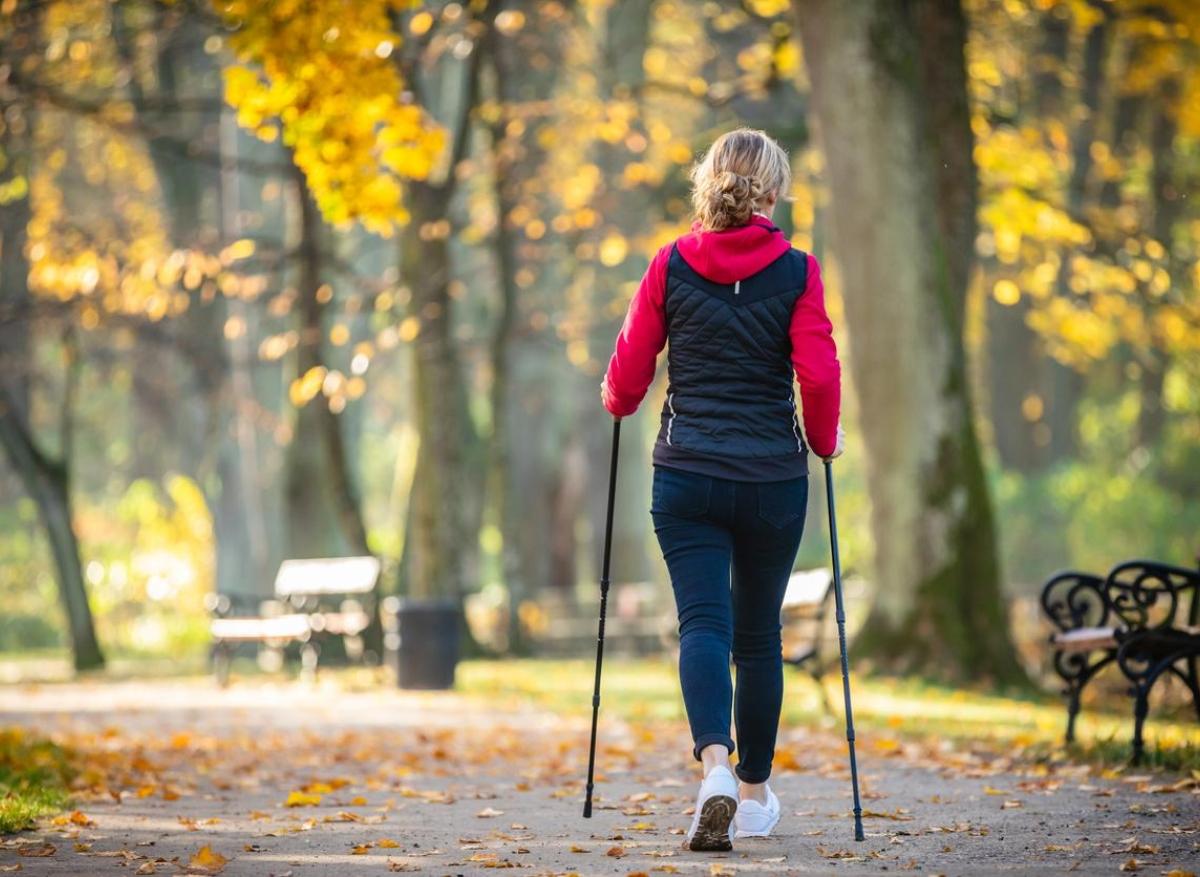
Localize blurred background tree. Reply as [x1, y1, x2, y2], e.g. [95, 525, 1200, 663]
[0, 0, 1197, 683]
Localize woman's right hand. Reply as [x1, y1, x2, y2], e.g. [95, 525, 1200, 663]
[823, 424, 846, 461]
[599, 382, 622, 421]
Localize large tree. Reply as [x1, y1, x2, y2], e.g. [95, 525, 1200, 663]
[0, 0, 105, 671]
[796, 0, 1023, 683]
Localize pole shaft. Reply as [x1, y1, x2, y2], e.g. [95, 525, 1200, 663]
[825, 460, 865, 842]
[584, 418, 621, 818]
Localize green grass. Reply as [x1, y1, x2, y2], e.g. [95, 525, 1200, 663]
[0, 729, 74, 833]
[456, 657, 1200, 772]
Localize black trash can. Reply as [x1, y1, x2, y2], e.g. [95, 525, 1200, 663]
[390, 597, 460, 690]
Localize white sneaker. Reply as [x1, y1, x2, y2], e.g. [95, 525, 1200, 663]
[685, 765, 738, 852]
[734, 785, 780, 838]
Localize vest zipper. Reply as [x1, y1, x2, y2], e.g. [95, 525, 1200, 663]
[666, 393, 676, 446]
[734, 279, 740, 296]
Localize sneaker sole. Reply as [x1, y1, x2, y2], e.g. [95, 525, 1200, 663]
[688, 794, 737, 852]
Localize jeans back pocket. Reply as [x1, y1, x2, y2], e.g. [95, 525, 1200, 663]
[651, 467, 712, 519]
[756, 476, 808, 529]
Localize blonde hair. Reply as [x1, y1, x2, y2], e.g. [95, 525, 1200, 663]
[690, 128, 791, 231]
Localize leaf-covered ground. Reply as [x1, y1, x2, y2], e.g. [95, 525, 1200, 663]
[0, 663, 1197, 876]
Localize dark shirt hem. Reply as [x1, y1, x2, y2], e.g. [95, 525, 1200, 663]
[652, 441, 808, 482]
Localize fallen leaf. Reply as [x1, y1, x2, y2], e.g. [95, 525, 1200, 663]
[0, 865, 21, 872]
[351, 844, 372, 855]
[476, 807, 504, 818]
[388, 864, 420, 873]
[187, 844, 228, 874]
[285, 791, 323, 807]
[607, 846, 627, 858]
[377, 838, 402, 849]
[1001, 800, 1022, 809]
[1119, 860, 1141, 873]
[135, 863, 157, 875]
[17, 844, 55, 858]
[1119, 838, 1159, 855]
[570, 844, 588, 853]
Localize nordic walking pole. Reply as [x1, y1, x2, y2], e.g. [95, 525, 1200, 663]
[824, 458, 865, 842]
[583, 417, 621, 818]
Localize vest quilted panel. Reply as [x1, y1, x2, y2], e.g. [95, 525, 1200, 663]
[656, 245, 809, 461]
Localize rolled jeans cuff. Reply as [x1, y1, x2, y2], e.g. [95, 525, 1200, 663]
[692, 732, 736, 762]
[735, 763, 772, 784]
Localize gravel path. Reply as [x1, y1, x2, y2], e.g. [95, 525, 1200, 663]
[1, 678, 1197, 876]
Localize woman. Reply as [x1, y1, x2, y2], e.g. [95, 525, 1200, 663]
[601, 128, 844, 851]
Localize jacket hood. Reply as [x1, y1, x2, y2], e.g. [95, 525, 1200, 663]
[675, 214, 792, 284]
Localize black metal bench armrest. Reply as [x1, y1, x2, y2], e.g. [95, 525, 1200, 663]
[1040, 571, 1111, 634]
[1103, 560, 1200, 632]
[1114, 624, 1200, 687]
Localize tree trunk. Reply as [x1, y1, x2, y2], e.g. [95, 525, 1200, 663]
[796, 0, 1023, 683]
[585, 0, 656, 588]
[0, 52, 104, 670]
[284, 166, 370, 560]
[1138, 76, 1181, 450]
[485, 0, 572, 649]
[399, 181, 480, 600]
[0, 393, 104, 671]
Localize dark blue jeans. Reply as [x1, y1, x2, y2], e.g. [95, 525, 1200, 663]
[651, 465, 808, 784]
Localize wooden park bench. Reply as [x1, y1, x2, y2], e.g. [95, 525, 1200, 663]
[206, 556, 381, 687]
[1041, 557, 1200, 762]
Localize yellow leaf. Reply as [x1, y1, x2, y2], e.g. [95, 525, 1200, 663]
[285, 790, 323, 807]
[187, 845, 228, 874]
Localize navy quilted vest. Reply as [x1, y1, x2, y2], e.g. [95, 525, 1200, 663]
[652, 244, 809, 480]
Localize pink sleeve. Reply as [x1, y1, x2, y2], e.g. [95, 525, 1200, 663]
[602, 245, 671, 417]
[790, 253, 841, 457]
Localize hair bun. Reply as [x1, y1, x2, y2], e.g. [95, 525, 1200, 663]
[708, 171, 761, 229]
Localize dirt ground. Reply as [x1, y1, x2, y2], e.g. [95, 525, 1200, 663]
[1, 678, 1197, 876]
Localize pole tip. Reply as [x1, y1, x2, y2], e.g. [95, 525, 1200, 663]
[854, 824, 865, 842]
[582, 801, 592, 819]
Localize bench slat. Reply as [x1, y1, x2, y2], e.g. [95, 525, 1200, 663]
[211, 614, 311, 641]
[1051, 626, 1117, 653]
[781, 569, 831, 609]
[274, 556, 381, 596]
